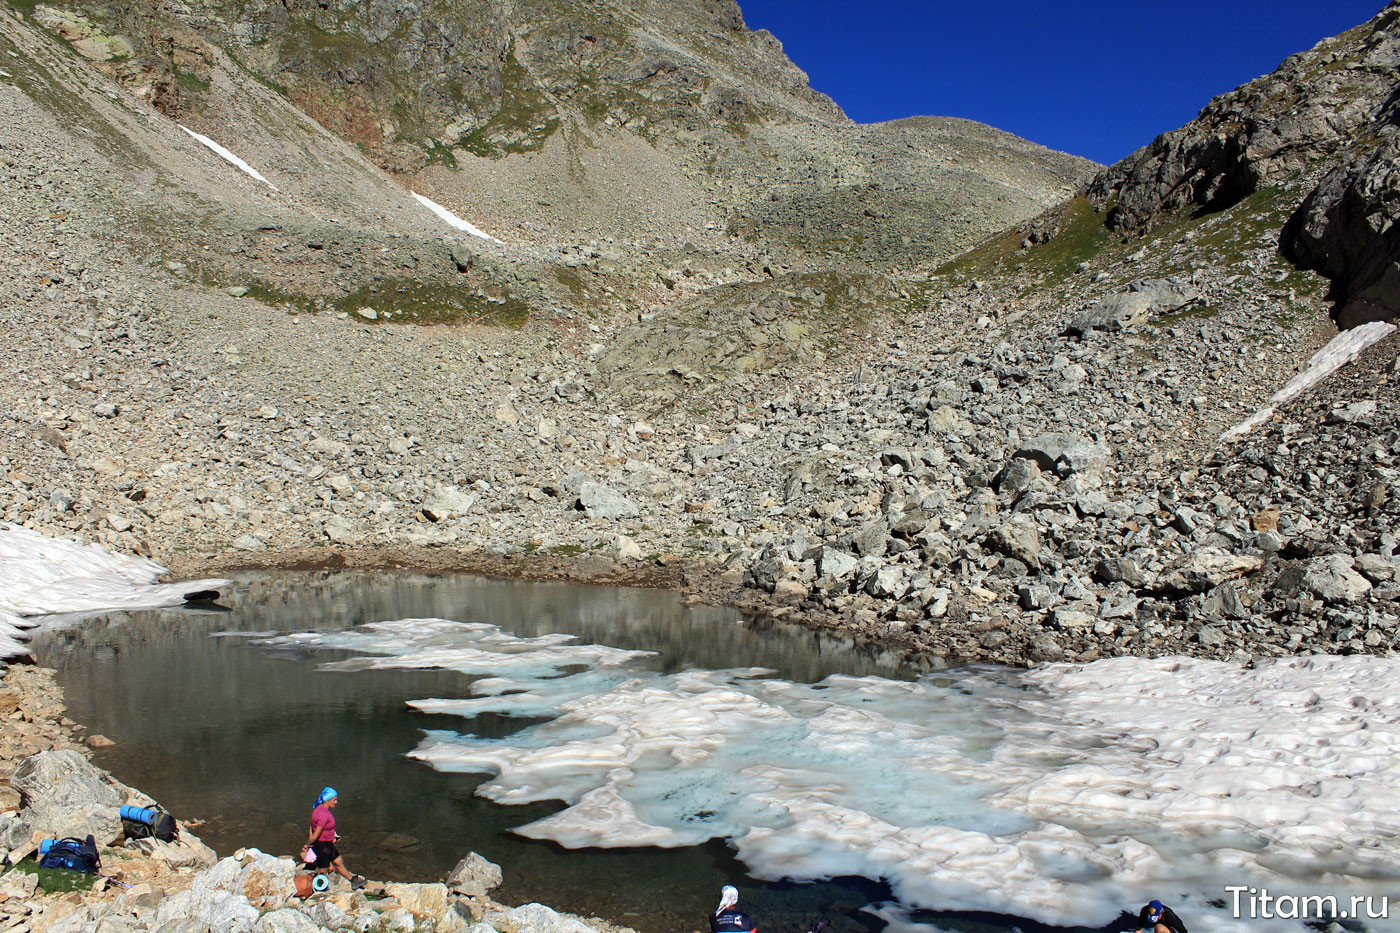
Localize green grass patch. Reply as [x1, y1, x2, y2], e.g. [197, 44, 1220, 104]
[549, 544, 584, 557]
[423, 140, 459, 168]
[278, 19, 375, 63]
[5, 0, 41, 17]
[934, 195, 1114, 288]
[581, 94, 610, 122]
[223, 277, 530, 328]
[1150, 304, 1220, 329]
[553, 267, 589, 299]
[900, 278, 934, 315]
[457, 46, 560, 158]
[3, 860, 98, 895]
[174, 67, 210, 95]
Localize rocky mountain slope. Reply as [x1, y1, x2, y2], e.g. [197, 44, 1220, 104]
[12, 0, 1092, 275]
[2, 0, 1399, 673]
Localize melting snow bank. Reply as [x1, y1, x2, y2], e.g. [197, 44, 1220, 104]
[411, 191, 503, 243]
[0, 525, 230, 659]
[1221, 320, 1395, 441]
[255, 621, 1400, 932]
[178, 125, 279, 191]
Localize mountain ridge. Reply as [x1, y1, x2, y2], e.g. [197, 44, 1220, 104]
[1, 0, 1398, 672]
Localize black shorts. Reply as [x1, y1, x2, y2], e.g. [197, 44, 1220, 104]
[311, 840, 339, 869]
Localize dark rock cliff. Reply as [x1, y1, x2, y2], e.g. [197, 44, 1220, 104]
[1087, 1, 1400, 325]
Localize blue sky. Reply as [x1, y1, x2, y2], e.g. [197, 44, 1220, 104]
[737, 0, 1386, 165]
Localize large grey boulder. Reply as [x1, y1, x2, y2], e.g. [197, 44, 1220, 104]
[446, 851, 503, 897]
[1156, 548, 1264, 594]
[385, 882, 450, 919]
[154, 887, 261, 933]
[152, 852, 297, 932]
[815, 547, 859, 584]
[423, 486, 477, 522]
[322, 515, 360, 545]
[0, 868, 37, 899]
[989, 515, 1042, 570]
[1064, 281, 1200, 335]
[255, 910, 323, 933]
[504, 904, 603, 933]
[996, 457, 1041, 499]
[127, 832, 219, 869]
[1012, 433, 1110, 476]
[842, 520, 889, 557]
[865, 564, 909, 599]
[1279, 554, 1374, 603]
[1027, 632, 1064, 663]
[210, 852, 298, 907]
[13, 749, 124, 843]
[576, 482, 639, 519]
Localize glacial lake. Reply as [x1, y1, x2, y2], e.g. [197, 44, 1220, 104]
[33, 571, 1372, 933]
[33, 571, 995, 933]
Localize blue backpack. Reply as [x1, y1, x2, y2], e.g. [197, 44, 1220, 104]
[39, 835, 100, 874]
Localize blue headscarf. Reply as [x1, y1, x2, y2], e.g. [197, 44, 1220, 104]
[315, 786, 338, 809]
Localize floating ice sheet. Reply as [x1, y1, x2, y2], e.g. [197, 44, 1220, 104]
[0, 524, 230, 618]
[411, 191, 503, 243]
[178, 125, 279, 191]
[266, 619, 1400, 932]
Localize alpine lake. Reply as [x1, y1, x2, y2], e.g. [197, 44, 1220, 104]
[31, 571, 1119, 933]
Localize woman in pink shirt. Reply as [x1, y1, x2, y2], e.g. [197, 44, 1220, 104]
[307, 786, 366, 889]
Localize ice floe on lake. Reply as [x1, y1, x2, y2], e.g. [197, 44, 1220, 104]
[0, 525, 231, 658]
[255, 618, 1400, 931]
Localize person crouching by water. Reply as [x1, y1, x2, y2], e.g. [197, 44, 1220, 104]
[309, 786, 366, 890]
[1136, 899, 1186, 933]
[711, 885, 757, 933]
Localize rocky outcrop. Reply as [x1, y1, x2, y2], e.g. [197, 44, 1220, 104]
[13, 749, 125, 843]
[1284, 129, 1400, 327]
[0, 715, 561, 933]
[1089, 2, 1400, 235]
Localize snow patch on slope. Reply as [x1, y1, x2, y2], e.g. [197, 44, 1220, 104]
[0, 524, 230, 620]
[411, 191, 503, 243]
[179, 125, 279, 191]
[1221, 320, 1395, 441]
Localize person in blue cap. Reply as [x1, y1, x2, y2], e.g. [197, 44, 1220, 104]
[1136, 900, 1186, 933]
[307, 786, 366, 890]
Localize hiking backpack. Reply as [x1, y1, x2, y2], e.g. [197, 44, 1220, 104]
[38, 835, 101, 874]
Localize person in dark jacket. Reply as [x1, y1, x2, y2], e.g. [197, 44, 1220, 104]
[710, 886, 756, 933]
[1136, 900, 1187, 933]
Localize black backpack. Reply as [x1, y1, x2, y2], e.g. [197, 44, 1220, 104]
[39, 835, 101, 873]
[122, 809, 178, 842]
